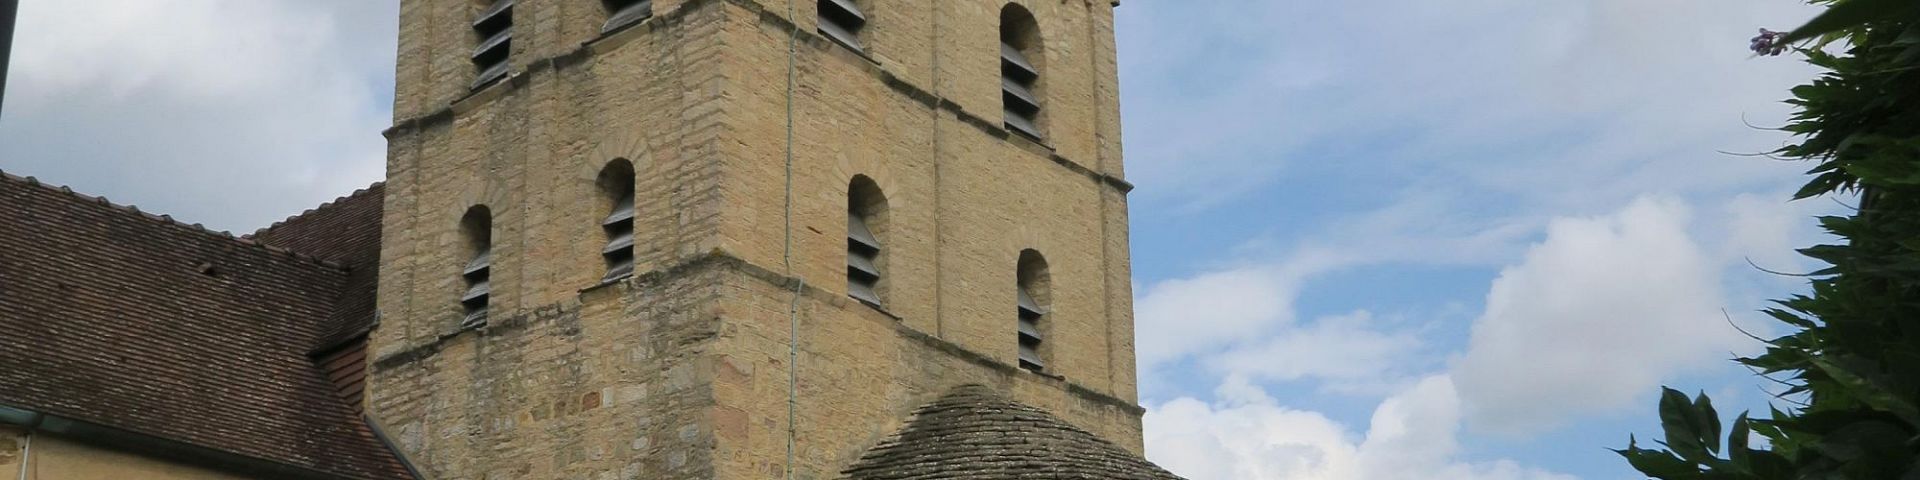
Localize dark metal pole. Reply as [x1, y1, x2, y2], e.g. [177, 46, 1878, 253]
[0, 0, 17, 116]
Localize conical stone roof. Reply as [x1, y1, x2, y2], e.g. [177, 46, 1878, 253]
[843, 385, 1186, 480]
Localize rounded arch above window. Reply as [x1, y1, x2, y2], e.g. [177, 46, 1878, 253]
[849, 175, 888, 218]
[460, 205, 493, 253]
[597, 159, 636, 208]
[1000, 4, 1043, 55]
[1017, 248, 1051, 302]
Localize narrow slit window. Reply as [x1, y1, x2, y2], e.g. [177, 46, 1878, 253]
[847, 177, 886, 307]
[471, 0, 514, 88]
[1000, 6, 1043, 140]
[1016, 250, 1049, 372]
[602, 0, 653, 33]
[460, 207, 493, 328]
[599, 160, 638, 282]
[818, 0, 867, 51]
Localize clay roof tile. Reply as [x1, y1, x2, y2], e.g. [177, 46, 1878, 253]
[0, 173, 409, 480]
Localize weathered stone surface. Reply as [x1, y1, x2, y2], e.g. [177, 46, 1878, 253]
[373, 0, 1146, 478]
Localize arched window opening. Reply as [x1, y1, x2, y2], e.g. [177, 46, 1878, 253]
[1000, 5, 1044, 140]
[460, 206, 494, 328]
[1016, 249, 1050, 372]
[602, 0, 653, 33]
[818, 0, 868, 51]
[471, 0, 514, 88]
[599, 160, 638, 282]
[847, 176, 888, 307]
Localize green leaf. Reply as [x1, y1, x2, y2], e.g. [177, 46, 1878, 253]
[1620, 1, 1920, 478]
[1618, 445, 1702, 479]
[1661, 388, 1714, 462]
[1810, 356, 1920, 425]
[1728, 413, 1753, 470]
[1697, 392, 1724, 455]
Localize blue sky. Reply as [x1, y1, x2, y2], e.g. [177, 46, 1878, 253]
[0, 1, 1839, 479]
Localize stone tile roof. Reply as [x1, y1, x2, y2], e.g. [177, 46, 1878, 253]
[0, 171, 412, 480]
[844, 385, 1186, 480]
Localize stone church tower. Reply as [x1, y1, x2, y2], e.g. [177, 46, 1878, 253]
[367, 0, 1145, 478]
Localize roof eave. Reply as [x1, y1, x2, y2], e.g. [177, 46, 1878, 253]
[0, 403, 380, 480]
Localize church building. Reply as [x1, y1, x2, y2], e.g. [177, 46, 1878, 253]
[0, 0, 1177, 478]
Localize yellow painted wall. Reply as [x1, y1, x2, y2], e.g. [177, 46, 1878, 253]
[0, 427, 254, 480]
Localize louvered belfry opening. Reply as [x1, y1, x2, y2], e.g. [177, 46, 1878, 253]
[817, 0, 867, 51]
[460, 206, 493, 328]
[847, 176, 887, 307]
[601, 0, 653, 33]
[471, 0, 513, 88]
[1000, 5, 1043, 140]
[1017, 250, 1050, 372]
[599, 160, 638, 282]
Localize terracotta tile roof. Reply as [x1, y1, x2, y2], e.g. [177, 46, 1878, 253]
[844, 385, 1186, 480]
[250, 183, 386, 353]
[0, 171, 412, 480]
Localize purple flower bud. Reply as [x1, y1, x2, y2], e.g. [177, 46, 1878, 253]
[1750, 28, 1786, 56]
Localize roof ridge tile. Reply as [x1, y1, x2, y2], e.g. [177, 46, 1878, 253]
[0, 168, 349, 273]
[249, 181, 386, 239]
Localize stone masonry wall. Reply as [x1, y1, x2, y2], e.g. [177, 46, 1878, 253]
[370, 267, 722, 479]
[374, 1, 736, 478]
[714, 0, 1137, 403]
[708, 261, 1147, 480]
[374, 0, 1138, 478]
[705, 1, 1143, 476]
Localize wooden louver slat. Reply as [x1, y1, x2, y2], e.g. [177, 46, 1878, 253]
[1017, 284, 1045, 372]
[818, 0, 867, 50]
[602, 191, 637, 282]
[462, 247, 491, 328]
[847, 211, 882, 306]
[603, 0, 653, 33]
[1001, 42, 1043, 140]
[471, 0, 514, 88]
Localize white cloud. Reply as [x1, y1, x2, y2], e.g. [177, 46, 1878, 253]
[1135, 267, 1295, 368]
[1116, 0, 1837, 476]
[1716, 192, 1824, 279]
[1135, 250, 1354, 371]
[1, 0, 395, 232]
[1118, 0, 1821, 214]
[1147, 375, 1576, 480]
[1452, 196, 1746, 434]
[1204, 311, 1425, 392]
[1136, 193, 1817, 475]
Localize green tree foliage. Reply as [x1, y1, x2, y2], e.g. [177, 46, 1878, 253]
[1617, 1, 1920, 478]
